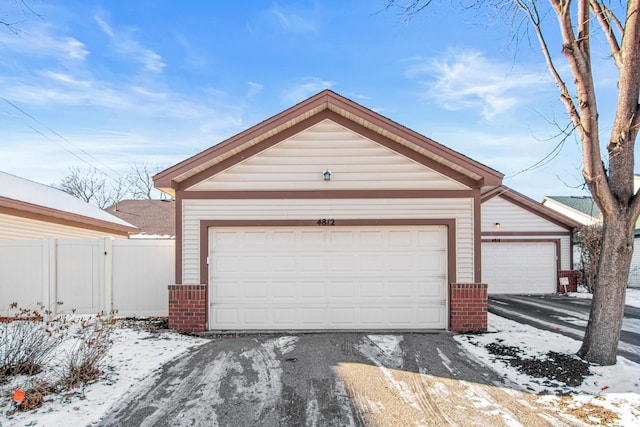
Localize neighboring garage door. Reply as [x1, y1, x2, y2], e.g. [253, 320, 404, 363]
[209, 226, 447, 330]
[482, 241, 557, 294]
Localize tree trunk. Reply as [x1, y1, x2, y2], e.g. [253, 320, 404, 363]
[577, 213, 634, 365]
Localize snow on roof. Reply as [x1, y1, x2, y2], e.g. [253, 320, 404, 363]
[0, 171, 136, 228]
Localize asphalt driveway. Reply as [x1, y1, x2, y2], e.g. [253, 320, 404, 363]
[98, 332, 577, 426]
[488, 294, 640, 363]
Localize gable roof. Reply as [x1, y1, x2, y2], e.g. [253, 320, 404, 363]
[154, 90, 504, 196]
[544, 196, 601, 219]
[104, 199, 175, 237]
[483, 186, 581, 230]
[0, 171, 138, 236]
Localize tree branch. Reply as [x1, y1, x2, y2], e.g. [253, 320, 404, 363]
[590, 1, 622, 68]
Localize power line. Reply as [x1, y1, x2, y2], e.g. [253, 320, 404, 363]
[1, 96, 125, 183]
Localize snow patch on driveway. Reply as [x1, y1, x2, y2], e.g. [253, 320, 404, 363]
[230, 336, 299, 420]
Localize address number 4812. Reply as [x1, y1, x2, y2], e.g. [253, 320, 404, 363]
[316, 219, 335, 226]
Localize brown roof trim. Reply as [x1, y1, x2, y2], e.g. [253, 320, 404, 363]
[155, 90, 503, 192]
[480, 185, 506, 202]
[177, 109, 484, 191]
[180, 190, 477, 199]
[482, 186, 581, 230]
[0, 197, 139, 236]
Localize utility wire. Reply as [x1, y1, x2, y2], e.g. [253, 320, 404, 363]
[1, 96, 124, 183]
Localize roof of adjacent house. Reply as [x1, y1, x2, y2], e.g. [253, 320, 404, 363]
[483, 186, 581, 230]
[104, 199, 175, 237]
[545, 196, 602, 219]
[0, 171, 138, 235]
[154, 90, 504, 196]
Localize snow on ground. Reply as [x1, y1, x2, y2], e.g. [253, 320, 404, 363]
[625, 288, 640, 308]
[568, 287, 640, 307]
[2, 288, 638, 426]
[1, 325, 207, 427]
[456, 312, 640, 426]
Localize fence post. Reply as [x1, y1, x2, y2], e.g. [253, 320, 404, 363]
[43, 237, 57, 317]
[100, 237, 114, 314]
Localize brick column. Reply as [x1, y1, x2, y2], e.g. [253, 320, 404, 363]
[168, 285, 207, 333]
[558, 270, 578, 293]
[449, 283, 488, 333]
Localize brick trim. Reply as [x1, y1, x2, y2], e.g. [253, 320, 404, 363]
[168, 285, 207, 333]
[558, 270, 578, 293]
[449, 283, 487, 333]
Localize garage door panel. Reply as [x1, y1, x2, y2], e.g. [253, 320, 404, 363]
[330, 281, 355, 298]
[416, 306, 444, 326]
[210, 226, 447, 330]
[483, 241, 556, 294]
[214, 307, 239, 326]
[361, 307, 385, 325]
[359, 280, 384, 298]
[273, 282, 296, 298]
[302, 281, 324, 298]
[359, 255, 385, 271]
[302, 307, 325, 324]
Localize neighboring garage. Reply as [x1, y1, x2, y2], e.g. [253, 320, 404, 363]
[155, 90, 577, 333]
[481, 187, 579, 295]
[482, 241, 557, 294]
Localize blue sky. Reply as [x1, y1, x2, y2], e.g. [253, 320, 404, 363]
[0, 0, 626, 201]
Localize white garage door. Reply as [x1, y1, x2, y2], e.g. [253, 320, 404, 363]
[482, 241, 557, 294]
[209, 226, 447, 330]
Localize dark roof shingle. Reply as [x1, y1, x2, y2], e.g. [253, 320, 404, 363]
[104, 199, 175, 237]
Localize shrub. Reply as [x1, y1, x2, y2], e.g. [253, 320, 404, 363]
[55, 312, 115, 390]
[1, 304, 116, 412]
[0, 304, 66, 382]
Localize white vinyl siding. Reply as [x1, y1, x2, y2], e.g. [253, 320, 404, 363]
[481, 197, 572, 270]
[182, 197, 474, 285]
[0, 213, 128, 240]
[629, 236, 640, 288]
[188, 120, 468, 192]
[209, 226, 447, 329]
[482, 197, 568, 232]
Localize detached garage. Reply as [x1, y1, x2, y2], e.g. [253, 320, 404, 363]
[481, 187, 579, 295]
[156, 90, 507, 332]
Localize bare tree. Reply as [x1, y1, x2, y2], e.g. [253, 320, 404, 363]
[55, 167, 128, 209]
[56, 164, 165, 208]
[391, 0, 640, 365]
[127, 162, 159, 200]
[575, 224, 603, 293]
[1, 0, 39, 34]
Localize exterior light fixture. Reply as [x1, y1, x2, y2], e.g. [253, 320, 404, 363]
[495, 222, 501, 229]
[323, 170, 332, 181]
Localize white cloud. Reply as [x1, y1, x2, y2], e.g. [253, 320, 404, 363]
[40, 71, 92, 88]
[93, 16, 165, 73]
[94, 16, 114, 37]
[0, 23, 88, 61]
[116, 39, 166, 72]
[247, 81, 263, 97]
[283, 77, 335, 104]
[269, 4, 317, 33]
[406, 50, 547, 120]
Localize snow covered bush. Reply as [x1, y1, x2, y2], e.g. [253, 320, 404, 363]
[0, 304, 116, 413]
[55, 312, 115, 389]
[0, 304, 65, 382]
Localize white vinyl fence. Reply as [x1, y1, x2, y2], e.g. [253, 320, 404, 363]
[0, 238, 174, 317]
